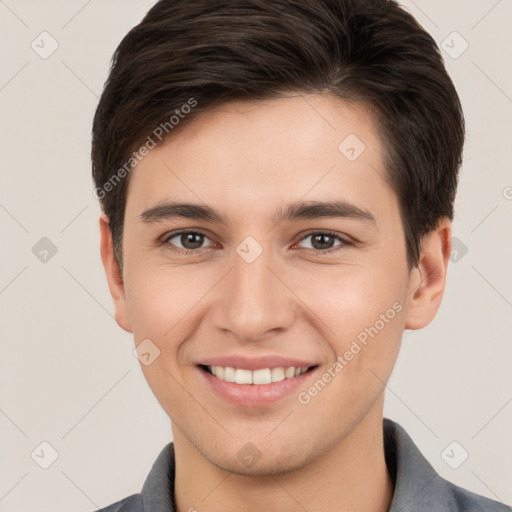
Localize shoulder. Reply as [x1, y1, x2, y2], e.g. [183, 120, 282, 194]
[445, 479, 511, 512]
[90, 441, 175, 512]
[383, 418, 511, 512]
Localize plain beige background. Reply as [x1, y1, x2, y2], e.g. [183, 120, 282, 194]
[1, 1, 511, 511]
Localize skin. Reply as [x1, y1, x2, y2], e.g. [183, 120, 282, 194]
[100, 93, 451, 512]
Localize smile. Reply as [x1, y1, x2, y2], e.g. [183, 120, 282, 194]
[202, 365, 316, 385]
[197, 362, 319, 407]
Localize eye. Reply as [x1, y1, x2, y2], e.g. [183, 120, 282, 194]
[294, 231, 350, 253]
[162, 230, 215, 253]
[159, 229, 351, 255]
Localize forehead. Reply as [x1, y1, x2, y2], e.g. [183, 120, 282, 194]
[124, 94, 396, 225]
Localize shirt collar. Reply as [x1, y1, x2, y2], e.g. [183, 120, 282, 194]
[383, 418, 454, 511]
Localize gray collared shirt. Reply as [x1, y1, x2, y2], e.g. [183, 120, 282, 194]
[96, 418, 511, 511]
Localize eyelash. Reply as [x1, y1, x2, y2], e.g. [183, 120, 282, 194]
[159, 229, 352, 256]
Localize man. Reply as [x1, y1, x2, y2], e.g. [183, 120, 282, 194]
[91, 0, 510, 511]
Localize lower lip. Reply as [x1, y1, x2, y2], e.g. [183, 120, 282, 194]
[198, 366, 318, 408]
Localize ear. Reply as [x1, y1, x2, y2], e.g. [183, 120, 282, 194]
[99, 212, 133, 333]
[405, 217, 451, 330]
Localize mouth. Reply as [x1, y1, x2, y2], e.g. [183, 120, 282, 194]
[196, 361, 320, 407]
[199, 364, 318, 385]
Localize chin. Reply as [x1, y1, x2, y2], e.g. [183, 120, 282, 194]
[201, 436, 317, 477]
[213, 452, 309, 477]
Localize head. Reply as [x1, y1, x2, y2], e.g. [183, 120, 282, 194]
[93, 0, 464, 475]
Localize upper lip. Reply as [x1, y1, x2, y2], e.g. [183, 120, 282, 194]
[198, 355, 318, 371]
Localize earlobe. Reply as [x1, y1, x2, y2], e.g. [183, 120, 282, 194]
[99, 212, 133, 333]
[404, 218, 452, 330]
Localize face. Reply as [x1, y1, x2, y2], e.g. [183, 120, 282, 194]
[102, 94, 444, 476]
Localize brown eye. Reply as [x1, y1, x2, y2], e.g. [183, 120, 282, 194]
[296, 231, 347, 252]
[310, 233, 336, 250]
[163, 231, 214, 252]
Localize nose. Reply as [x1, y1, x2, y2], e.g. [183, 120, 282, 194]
[211, 246, 296, 342]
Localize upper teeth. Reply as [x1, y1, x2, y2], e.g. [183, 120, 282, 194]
[208, 366, 310, 385]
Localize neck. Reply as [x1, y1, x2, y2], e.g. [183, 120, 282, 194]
[173, 406, 393, 512]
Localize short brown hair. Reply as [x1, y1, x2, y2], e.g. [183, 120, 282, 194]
[92, 0, 465, 271]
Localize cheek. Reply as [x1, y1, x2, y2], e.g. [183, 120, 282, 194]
[300, 262, 406, 388]
[303, 261, 405, 333]
[124, 268, 197, 412]
[124, 262, 205, 338]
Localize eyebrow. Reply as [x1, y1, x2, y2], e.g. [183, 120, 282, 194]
[139, 200, 376, 225]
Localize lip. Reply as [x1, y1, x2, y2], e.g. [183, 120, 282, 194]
[196, 360, 319, 408]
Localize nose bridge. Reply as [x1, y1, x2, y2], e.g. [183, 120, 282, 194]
[214, 242, 294, 341]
